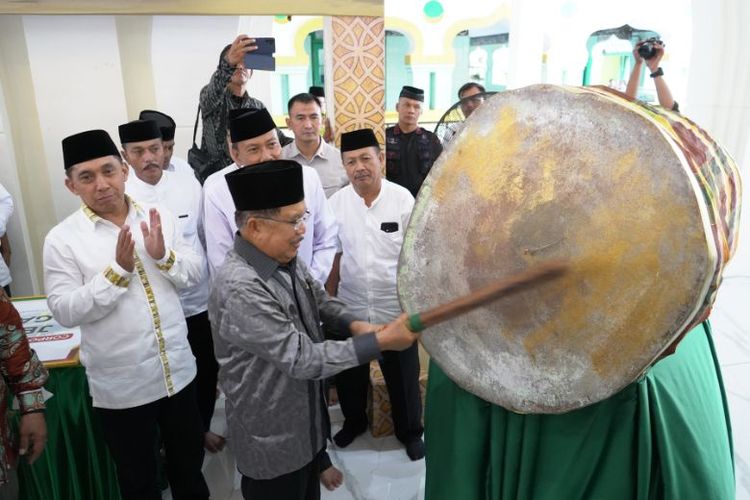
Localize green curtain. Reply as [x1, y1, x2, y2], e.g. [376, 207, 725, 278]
[424, 322, 735, 500]
[15, 366, 121, 500]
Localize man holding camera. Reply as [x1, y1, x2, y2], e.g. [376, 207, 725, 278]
[625, 38, 678, 112]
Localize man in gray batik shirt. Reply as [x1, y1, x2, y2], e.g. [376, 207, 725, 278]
[208, 159, 420, 500]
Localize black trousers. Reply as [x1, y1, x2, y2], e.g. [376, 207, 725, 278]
[95, 380, 209, 500]
[186, 310, 219, 431]
[241, 449, 324, 500]
[335, 341, 423, 443]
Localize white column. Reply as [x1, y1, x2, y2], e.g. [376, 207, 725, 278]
[506, 0, 546, 89]
[686, 0, 750, 164]
[686, 0, 750, 278]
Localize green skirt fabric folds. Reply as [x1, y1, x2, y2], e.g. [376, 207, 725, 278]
[17, 366, 121, 500]
[424, 322, 735, 500]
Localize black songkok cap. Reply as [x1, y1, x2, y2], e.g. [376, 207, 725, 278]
[399, 85, 424, 102]
[118, 120, 162, 145]
[229, 108, 276, 143]
[139, 110, 176, 141]
[62, 129, 121, 170]
[340, 129, 380, 152]
[225, 160, 304, 211]
[227, 107, 252, 127]
[309, 86, 325, 98]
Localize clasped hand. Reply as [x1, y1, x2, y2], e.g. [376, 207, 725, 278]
[115, 208, 166, 272]
[350, 315, 420, 352]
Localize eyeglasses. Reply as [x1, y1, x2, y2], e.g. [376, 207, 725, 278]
[255, 210, 310, 231]
[461, 96, 484, 105]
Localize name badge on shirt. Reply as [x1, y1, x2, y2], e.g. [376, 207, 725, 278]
[178, 214, 189, 219]
[380, 222, 399, 233]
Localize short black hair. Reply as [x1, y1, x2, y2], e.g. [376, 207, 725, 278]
[219, 43, 232, 65]
[458, 82, 485, 99]
[287, 93, 321, 114]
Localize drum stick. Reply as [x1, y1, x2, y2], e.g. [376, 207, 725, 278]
[405, 261, 568, 333]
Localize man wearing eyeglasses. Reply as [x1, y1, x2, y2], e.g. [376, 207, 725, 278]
[210, 160, 421, 500]
[457, 82, 486, 118]
[202, 108, 337, 282]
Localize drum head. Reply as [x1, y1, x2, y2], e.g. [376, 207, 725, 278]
[398, 84, 718, 413]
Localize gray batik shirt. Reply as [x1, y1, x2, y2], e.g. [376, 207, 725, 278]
[208, 235, 381, 479]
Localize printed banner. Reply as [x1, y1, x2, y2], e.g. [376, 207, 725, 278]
[12, 296, 80, 368]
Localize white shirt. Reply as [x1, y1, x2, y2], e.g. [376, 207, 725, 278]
[202, 163, 338, 283]
[43, 198, 203, 409]
[126, 169, 209, 317]
[328, 180, 414, 323]
[167, 155, 196, 178]
[0, 183, 14, 287]
[282, 139, 349, 198]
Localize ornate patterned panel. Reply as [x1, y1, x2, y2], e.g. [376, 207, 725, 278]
[330, 16, 385, 147]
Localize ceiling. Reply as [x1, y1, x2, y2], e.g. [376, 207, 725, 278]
[0, 0, 382, 17]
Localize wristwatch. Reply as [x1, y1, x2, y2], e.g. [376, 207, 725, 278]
[650, 67, 664, 78]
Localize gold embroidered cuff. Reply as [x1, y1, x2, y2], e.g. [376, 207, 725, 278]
[104, 266, 130, 288]
[156, 249, 176, 272]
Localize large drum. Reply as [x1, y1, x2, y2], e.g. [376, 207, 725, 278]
[398, 84, 741, 414]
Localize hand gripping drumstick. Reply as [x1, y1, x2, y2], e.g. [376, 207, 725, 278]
[404, 261, 568, 332]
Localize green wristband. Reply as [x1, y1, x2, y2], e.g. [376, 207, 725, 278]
[406, 313, 425, 332]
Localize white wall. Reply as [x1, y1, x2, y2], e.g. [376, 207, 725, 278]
[0, 81, 37, 295]
[686, 0, 750, 279]
[23, 16, 130, 222]
[0, 14, 281, 294]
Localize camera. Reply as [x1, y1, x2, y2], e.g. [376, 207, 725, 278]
[637, 37, 663, 60]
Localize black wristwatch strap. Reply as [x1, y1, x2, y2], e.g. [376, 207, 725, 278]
[650, 67, 664, 78]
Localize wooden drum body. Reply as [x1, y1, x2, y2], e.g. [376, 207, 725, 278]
[397, 84, 741, 413]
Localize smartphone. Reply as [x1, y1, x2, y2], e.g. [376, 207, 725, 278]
[244, 37, 275, 71]
[244, 54, 276, 71]
[252, 37, 275, 55]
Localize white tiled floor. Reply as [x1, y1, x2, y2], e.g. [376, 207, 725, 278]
[710, 275, 750, 500]
[182, 402, 425, 500]
[321, 408, 425, 500]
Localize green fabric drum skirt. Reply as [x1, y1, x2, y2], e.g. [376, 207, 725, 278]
[424, 322, 734, 499]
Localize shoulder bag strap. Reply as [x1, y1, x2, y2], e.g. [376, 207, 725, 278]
[192, 104, 201, 147]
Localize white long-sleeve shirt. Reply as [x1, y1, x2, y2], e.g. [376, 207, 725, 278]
[328, 180, 414, 323]
[43, 197, 203, 409]
[0, 183, 13, 237]
[126, 170, 209, 317]
[202, 163, 338, 283]
[167, 155, 196, 178]
[0, 183, 14, 287]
